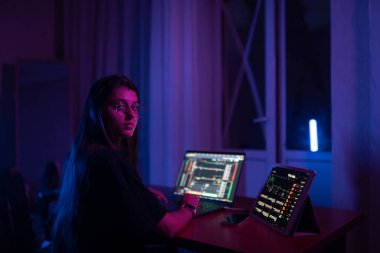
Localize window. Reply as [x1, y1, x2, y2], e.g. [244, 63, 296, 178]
[285, 0, 331, 151]
[222, 0, 331, 152]
[222, 0, 266, 150]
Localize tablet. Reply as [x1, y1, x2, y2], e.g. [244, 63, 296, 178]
[250, 165, 317, 236]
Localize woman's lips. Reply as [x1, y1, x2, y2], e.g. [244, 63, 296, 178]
[124, 123, 135, 129]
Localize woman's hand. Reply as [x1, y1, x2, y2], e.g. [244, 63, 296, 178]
[156, 193, 200, 238]
[148, 187, 168, 204]
[182, 193, 200, 208]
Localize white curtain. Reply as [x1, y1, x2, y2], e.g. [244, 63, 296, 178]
[148, 0, 223, 186]
[331, 0, 380, 252]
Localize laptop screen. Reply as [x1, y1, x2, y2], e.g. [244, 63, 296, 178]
[173, 151, 245, 203]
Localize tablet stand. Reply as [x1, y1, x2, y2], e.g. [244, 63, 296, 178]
[292, 196, 320, 236]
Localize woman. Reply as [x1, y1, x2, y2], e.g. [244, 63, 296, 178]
[50, 74, 199, 253]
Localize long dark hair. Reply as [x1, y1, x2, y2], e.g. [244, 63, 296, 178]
[50, 74, 139, 253]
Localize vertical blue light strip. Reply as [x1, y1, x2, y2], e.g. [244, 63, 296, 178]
[309, 119, 318, 152]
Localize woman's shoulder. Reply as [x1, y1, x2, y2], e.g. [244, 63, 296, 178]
[77, 145, 112, 166]
[83, 145, 136, 180]
[84, 145, 126, 167]
[85, 145, 117, 158]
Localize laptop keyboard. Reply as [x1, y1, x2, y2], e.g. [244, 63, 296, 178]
[195, 200, 224, 217]
[168, 196, 225, 217]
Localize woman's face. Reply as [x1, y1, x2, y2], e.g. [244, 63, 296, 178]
[102, 87, 139, 142]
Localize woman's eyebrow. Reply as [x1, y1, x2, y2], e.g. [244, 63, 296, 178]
[109, 98, 139, 103]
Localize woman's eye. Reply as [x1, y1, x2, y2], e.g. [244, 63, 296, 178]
[111, 102, 139, 114]
[131, 104, 139, 111]
[113, 103, 124, 111]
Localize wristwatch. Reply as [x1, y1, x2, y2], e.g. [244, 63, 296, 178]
[181, 203, 197, 216]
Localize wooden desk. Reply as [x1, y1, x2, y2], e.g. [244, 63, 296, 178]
[152, 186, 364, 253]
[173, 197, 363, 253]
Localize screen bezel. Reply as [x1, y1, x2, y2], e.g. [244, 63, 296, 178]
[173, 150, 246, 204]
[249, 164, 316, 236]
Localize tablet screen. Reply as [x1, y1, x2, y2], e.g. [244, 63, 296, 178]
[250, 165, 316, 235]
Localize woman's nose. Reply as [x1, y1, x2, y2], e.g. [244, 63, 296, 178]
[124, 109, 134, 119]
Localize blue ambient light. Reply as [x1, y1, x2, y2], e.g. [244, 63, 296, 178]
[309, 119, 318, 152]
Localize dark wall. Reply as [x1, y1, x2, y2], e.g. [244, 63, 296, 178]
[0, 0, 56, 176]
[0, 65, 16, 171]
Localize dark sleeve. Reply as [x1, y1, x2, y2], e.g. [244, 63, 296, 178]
[84, 148, 166, 244]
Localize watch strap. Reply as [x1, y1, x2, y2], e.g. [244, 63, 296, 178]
[181, 203, 197, 216]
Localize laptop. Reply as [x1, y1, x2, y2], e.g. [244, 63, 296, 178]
[170, 150, 245, 217]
